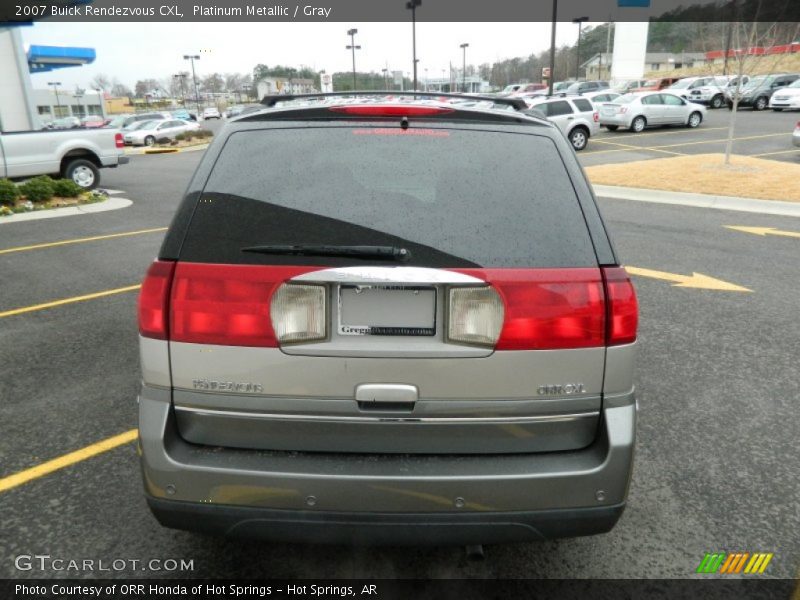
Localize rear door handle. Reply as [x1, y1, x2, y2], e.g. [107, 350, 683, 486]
[356, 383, 418, 404]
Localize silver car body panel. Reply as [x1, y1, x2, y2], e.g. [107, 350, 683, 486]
[139, 383, 636, 513]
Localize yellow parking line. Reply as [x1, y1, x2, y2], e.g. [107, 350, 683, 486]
[0, 429, 137, 494]
[585, 132, 788, 156]
[0, 284, 141, 319]
[597, 126, 729, 140]
[749, 148, 800, 157]
[0, 227, 167, 255]
[591, 138, 685, 156]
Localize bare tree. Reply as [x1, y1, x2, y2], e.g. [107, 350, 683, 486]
[723, 19, 799, 163]
[90, 73, 111, 92]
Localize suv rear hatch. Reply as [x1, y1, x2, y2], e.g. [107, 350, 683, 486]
[140, 113, 636, 455]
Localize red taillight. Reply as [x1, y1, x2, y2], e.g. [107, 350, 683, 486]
[602, 267, 638, 346]
[593, 111, 599, 122]
[138, 260, 176, 340]
[329, 105, 455, 117]
[452, 268, 607, 350]
[169, 263, 321, 347]
[114, 132, 124, 148]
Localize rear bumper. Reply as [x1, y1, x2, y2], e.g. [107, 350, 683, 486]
[146, 496, 625, 545]
[138, 384, 636, 543]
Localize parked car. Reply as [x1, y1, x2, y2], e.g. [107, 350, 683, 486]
[552, 81, 575, 92]
[47, 116, 81, 130]
[583, 91, 621, 105]
[665, 76, 720, 99]
[727, 73, 800, 110]
[80, 115, 107, 128]
[564, 80, 610, 95]
[497, 83, 523, 96]
[769, 79, 800, 111]
[225, 105, 246, 118]
[202, 107, 221, 120]
[108, 112, 172, 130]
[172, 108, 197, 121]
[632, 77, 681, 92]
[686, 76, 749, 109]
[522, 97, 598, 150]
[510, 83, 547, 96]
[613, 79, 648, 93]
[122, 119, 195, 146]
[137, 92, 638, 546]
[0, 127, 127, 189]
[599, 92, 706, 133]
[794, 121, 800, 147]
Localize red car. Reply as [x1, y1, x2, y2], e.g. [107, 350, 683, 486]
[632, 77, 681, 93]
[80, 115, 109, 128]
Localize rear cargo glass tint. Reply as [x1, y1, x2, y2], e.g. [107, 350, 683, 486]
[180, 126, 597, 268]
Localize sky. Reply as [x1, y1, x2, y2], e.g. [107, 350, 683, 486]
[22, 22, 597, 89]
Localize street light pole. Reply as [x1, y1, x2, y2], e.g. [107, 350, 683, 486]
[548, 0, 557, 96]
[74, 88, 84, 117]
[183, 54, 201, 116]
[406, 0, 421, 91]
[174, 73, 187, 108]
[460, 43, 469, 92]
[382, 68, 389, 90]
[346, 28, 361, 91]
[573, 17, 589, 80]
[48, 81, 62, 116]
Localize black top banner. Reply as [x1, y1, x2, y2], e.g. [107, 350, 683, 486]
[2, 0, 800, 23]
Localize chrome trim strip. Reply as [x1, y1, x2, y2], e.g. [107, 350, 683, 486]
[291, 266, 484, 285]
[174, 405, 599, 424]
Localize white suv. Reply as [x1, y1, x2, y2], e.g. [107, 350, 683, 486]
[202, 107, 221, 120]
[526, 97, 599, 151]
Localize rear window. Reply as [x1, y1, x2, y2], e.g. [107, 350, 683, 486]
[572, 98, 593, 112]
[178, 125, 598, 268]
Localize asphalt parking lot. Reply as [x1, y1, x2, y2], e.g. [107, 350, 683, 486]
[581, 106, 800, 166]
[1, 112, 799, 580]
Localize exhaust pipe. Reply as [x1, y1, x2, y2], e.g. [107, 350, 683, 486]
[465, 544, 485, 561]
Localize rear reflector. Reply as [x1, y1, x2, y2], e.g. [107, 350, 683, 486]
[138, 260, 176, 340]
[329, 105, 455, 117]
[168, 263, 321, 347]
[593, 111, 600, 122]
[602, 267, 638, 346]
[447, 286, 504, 347]
[270, 283, 326, 344]
[452, 268, 606, 350]
[114, 132, 124, 148]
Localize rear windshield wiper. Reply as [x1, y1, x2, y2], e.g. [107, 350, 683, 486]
[241, 244, 411, 262]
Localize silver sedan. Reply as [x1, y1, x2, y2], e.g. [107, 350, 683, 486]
[599, 92, 707, 133]
[793, 121, 800, 148]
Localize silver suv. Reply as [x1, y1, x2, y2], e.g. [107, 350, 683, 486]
[137, 92, 638, 545]
[526, 96, 599, 151]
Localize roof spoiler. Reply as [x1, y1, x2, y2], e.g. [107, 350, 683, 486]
[260, 91, 528, 111]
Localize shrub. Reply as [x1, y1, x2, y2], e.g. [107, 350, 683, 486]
[19, 175, 55, 202]
[174, 132, 186, 141]
[52, 178, 83, 198]
[0, 179, 20, 206]
[156, 136, 171, 145]
[198, 129, 213, 138]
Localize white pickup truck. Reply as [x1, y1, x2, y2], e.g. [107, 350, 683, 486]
[0, 128, 129, 189]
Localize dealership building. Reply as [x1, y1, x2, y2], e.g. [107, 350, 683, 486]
[0, 26, 100, 131]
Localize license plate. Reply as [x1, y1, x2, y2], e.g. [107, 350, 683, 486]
[338, 286, 436, 336]
[602, 107, 615, 115]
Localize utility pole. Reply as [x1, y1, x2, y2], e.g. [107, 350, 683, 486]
[74, 87, 84, 117]
[460, 43, 469, 92]
[723, 22, 733, 76]
[183, 54, 201, 116]
[406, 0, 421, 91]
[548, 0, 557, 96]
[573, 16, 589, 80]
[346, 28, 361, 90]
[48, 81, 62, 116]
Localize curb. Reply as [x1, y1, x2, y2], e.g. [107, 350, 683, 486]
[125, 143, 209, 156]
[0, 196, 132, 224]
[592, 184, 800, 218]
